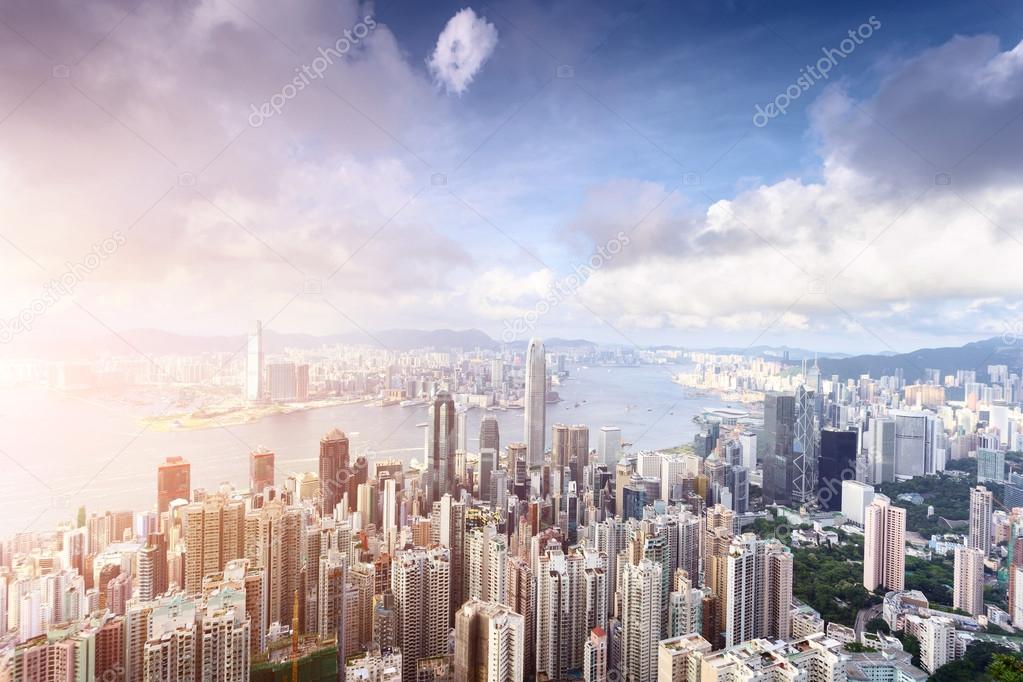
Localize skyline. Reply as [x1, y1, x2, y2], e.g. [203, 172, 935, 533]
[1, 0, 1023, 356]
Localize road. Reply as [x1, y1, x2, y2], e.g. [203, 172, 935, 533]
[855, 603, 884, 635]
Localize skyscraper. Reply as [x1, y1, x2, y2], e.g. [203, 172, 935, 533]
[791, 385, 819, 506]
[953, 545, 985, 616]
[479, 414, 500, 453]
[319, 428, 350, 517]
[762, 393, 795, 506]
[969, 485, 993, 555]
[246, 320, 264, 403]
[552, 423, 570, 469]
[818, 428, 857, 511]
[620, 559, 662, 682]
[863, 495, 906, 592]
[391, 547, 451, 680]
[428, 390, 457, 502]
[524, 337, 547, 469]
[597, 426, 621, 468]
[249, 447, 275, 494]
[454, 599, 525, 682]
[157, 456, 190, 514]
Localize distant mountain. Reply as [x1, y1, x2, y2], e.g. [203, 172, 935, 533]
[699, 345, 853, 361]
[816, 337, 1023, 383]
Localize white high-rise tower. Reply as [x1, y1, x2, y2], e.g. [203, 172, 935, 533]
[524, 337, 546, 469]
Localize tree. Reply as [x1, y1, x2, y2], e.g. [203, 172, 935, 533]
[989, 654, 1023, 682]
[865, 617, 890, 635]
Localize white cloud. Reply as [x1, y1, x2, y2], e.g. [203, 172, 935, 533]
[427, 7, 498, 95]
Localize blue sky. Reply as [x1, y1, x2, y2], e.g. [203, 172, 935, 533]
[1, 0, 1022, 355]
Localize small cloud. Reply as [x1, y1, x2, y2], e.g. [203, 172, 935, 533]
[427, 7, 498, 95]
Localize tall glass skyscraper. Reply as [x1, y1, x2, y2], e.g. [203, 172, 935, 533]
[524, 337, 546, 469]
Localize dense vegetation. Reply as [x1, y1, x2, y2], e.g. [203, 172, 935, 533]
[904, 555, 956, 606]
[877, 473, 975, 537]
[930, 641, 1023, 682]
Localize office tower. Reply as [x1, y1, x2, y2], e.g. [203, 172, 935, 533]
[597, 426, 621, 468]
[454, 599, 525, 682]
[863, 495, 906, 592]
[457, 408, 469, 454]
[621, 559, 662, 682]
[428, 390, 457, 502]
[319, 428, 350, 517]
[818, 429, 857, 510]
[391, 547, 451, 680]
[892, 411, 940, 477]
[657, 633, 712, 682]
[739, 432, 757, 471]
[382, 478, 398, 549]
[552, 423, 570, 470]
[969, 486, 993, 555]
[296, 364, 309, 401]
[840, 480, 875, 526]
[865, 417, 895, 484]
[249, 447, 275, 494]
[505, 557, 536, 680]
[584, 627, 608, 682]
[536, 549, 587, 678]
[479, 414, 500, 453]
[246, 320, 264, 403]
[524, 337, 547, 468]
[266, 361, 297, 402]
[183, 496, 245, 595]
[791, 385, 819, 506]
[569, 424, 590, 468]
[978, 448, 1006, 484]
[953, 546, 985, 616]
[157, 456, 191, 514]
[479, 448, 496, 503]
[762, 392, 795, 505]
[730, 465, 750, 514]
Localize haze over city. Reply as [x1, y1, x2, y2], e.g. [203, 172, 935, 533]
[2, 1, 1023, 681]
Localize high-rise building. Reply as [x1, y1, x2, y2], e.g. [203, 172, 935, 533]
[762, 393, 795, 506]
[524, 338, 547, 468]
[246, 320, 264, 403]
[919, 616, 956, 674]
[453, 599, 525, 682]
[977, 448, 1006, 484]
[552, 423, 570, 470]
[584, 627, 608, 682]
[157, 456, 190, 514]
[597, 426, 621, 469]
[969, 486, 993, 555]
[428, 390, 457, 502]
[791, 385, 819, 506]
[319, 428, 350, 517]
[479, 415, 500, 453]
[657, 633, 712, 682]
[391, 547, 451, 680]
[866, 417, 896, 484]
[953, 545, 985, 616]
[249, 447, 275, 494]
[182, 496, 245, 595]
[536, 549, 586, 679]
[266, 362, 297, 402]
[818, 428, 857, 510]
[841, 480, 875, 526]
[505, 556, 536, 680]
[863, 495, 906, 592]
[620, 559, 662, 682]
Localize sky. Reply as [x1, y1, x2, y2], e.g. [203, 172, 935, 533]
[1, 0, 1023, 356]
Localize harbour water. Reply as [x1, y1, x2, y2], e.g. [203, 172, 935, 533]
[0, 363, 729, 536]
